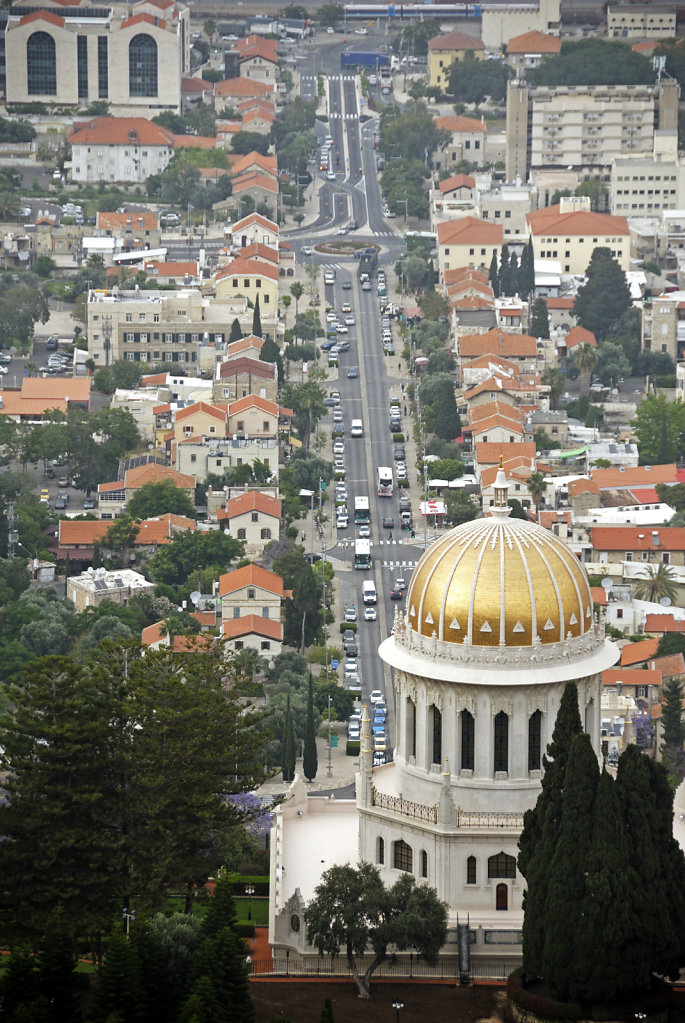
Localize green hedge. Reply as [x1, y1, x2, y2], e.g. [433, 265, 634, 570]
[339, 621, 357, 633]
[392, 433, 404, 443]
[505, 969, 671, 1022]
[653, 374, 676, 388]
[346, 740, 360, 756]
[397, 478, 409, 489]
[236, 921, 256, 939]
[229, 874, 269, 897]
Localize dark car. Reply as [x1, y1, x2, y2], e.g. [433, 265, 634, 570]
[393, 446, 405, 461]
[390, 587, 404, 600]
[54, 497, 67, 510]
[382, 516, 394, 529]
[399, 496, 411, 512]
[342, 280, 352, 289]
[389, 417, 401, 431]
[321, 339, 337, 351]
[83, 497, 96, 510]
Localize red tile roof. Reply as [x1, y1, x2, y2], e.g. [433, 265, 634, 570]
[590, 586, 608, 606]
[229, 393, 280, 416]
[222, 615, 282, 641]
[217, 257, 279, 281]
[602, 667, 662, 686]
[591, 525, 685, 552]
[507, 30, 561, 54]
[175, 401, 226, 424]
[232, 171, 279, 196]
[527, 204, 629, 239]
[644, 615, 685, 634]
[439, 174, 476, 194]
[648, 653, 685, 678]
[121, 11, 165, 30]
[434, 114, 485, 134]
[124, 463, 195, 490]
[231, 211, 278, 233]
[565, 325, 596, 349]
[18, 9, 64, 27]
[172, 134, 216, 150]
[218, 355, 276, 380]
[219, 563, 284, 596]
[459, 328, 537, 359]
[437, 216, 502, 246]
[620, 638, 659, 666]
[97, 210, 159, 232]
[429, 31, 484, 51]
[215, 78, 273, 99]
[568, 477, 599, 498]
[591, 465, 678, 490]
[227, 491, 281, 519]
[70, 115, 174, 148]
[475, 440, 536, 466]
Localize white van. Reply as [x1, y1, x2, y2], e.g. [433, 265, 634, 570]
[351, 419, 363, 437]
[362, 580, 377, 605]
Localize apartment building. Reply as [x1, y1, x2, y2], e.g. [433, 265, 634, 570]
[437, 216, 502, 278]
[68, 116, 174, 184]
[86, 288, 272, 368]
[641, 290, 685, 363]
[481, 0, 560, 50]
[506, 79, 679, 181]
[6, 0, 189, 115]
[506, 30, 560, 75]
[610, 140, 685, 216]
[526, 197, 630, 274]
[432, 114, 486, 172]
[427, 31, 484, 91]
[607, 4, 675, 39]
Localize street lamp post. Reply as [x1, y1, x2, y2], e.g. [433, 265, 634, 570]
[245, 883, 255, 921]
[392, 1001, 404, 1023]
[122, 906, 136, 937]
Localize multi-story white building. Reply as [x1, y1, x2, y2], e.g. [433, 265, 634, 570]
[506, 79, 680, 182]
[68, 116, 174, 184]
[610, 134, 685, 216]
[86, 288, 275, 369]
[607, 3, 675, 39]
[5, 0, 190, 115]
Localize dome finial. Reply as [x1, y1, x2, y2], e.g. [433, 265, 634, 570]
[492, 457, 511, 520]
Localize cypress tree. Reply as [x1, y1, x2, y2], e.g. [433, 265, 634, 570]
[662, 678, 684, 749]
[530, 298, 550, 340]
[508, 250, 519, 295]
[282, 695, 296, 782]
[303, 673, 318, 782]
[523, 238, 535, 298]
[541, 732, 599, 1002]
[229, 318, 243, 344]
[518, 682, 582, 980]
[92, 926, 142, 1023]
[252, 295, 262, 338]
[488, 250, 499, 298]
[579, 769, 642, 1006]
[617, 745, 685, 984]
[499, 244, 510, 295]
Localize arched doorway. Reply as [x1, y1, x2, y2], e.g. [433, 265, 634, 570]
[496, 883, 508, 911]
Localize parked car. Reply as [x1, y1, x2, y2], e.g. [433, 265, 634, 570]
[83, 497, 96, 510]
[345, 606, 357, 622]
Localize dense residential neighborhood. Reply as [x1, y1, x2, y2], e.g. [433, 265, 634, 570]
[3, 0, 685, 1018]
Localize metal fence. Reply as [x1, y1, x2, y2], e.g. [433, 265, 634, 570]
[251, 956, 516, 982]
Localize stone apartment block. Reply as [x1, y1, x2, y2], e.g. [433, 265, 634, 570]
[67, 567, 155, 610]
[432, 114, 487, 172]
[86, 288, 274, 369]
[641, 290, 685, 363]
[506, 79, 679, 182]
[611, 139, 685, 216]
[5, 0, 190, 115]
[527, 197, 630, 275]
[607, 4, 676, 39]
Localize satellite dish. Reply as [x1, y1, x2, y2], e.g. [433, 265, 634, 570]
[660, 596, 673, 607]
[189, 590, 201, 606]
[601, 577, 613, 589]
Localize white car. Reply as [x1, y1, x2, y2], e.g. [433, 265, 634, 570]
[364, 606, 377, 622]
[336, 323, 349, 333]
[336, 515, 349, 529]
[357, 525, 370, 539]
[326, 170, 337, 180]
[337, 225, 347, 235]
[344, 314, 355, 325]
[333, 440, 345, 455]
[369, 689, 384, 704]
[0, 365, 8, 375]
[333, 410, 343, 423]
[355, 26, 368, 34]
[326, 311, 337, 323]
[368, 74, 377, 85]
[302, 245, 313, 256]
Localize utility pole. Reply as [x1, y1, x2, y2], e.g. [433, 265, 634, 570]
[327, 694, 332, 777]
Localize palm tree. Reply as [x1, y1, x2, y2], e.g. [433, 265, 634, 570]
[526, 471, 546, 509]
[633, 563, 679, 605]
[290, 282, 304, 342]
[572, 343, 598, 397]
[282, 293, 292, 330]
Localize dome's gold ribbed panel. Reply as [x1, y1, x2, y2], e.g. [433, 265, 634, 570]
[407, 518, 592, 648]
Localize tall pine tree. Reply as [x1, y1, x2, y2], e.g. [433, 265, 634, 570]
[229, 318, 242, 344]
[488, 250, 499, 298]
[578, 769, 642, 1005]
[282, 694, 296, 782]
[303, 673, 318, 782]
[541, 732, 599, 1002]
[252, 295, 262, 338]
[518, 682, 582, 980]
[662, 678, 684, 749]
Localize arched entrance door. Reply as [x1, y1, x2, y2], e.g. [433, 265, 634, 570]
[496, 883, 508, 911]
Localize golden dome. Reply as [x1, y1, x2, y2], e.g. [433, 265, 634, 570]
[406, 515, 593, 649]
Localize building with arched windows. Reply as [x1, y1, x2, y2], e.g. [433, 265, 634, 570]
[269, 469, 619, 972]
[5, 0, 189, 115]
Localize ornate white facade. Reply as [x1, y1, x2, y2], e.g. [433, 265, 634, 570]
[269, 472, 619, 968]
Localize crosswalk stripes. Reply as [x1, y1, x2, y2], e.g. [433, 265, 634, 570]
[382, 560, 418, 570]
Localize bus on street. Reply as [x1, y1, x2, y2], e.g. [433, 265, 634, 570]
[377, 466, 393, 498]
[354, 496, 370, 524]
[353, 538, 372, 569]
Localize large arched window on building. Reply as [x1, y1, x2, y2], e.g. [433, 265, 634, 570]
[487, 851, 516, 879]
[466, 855, 477, 884]
[393, 839, 413, 873]
[27, 32, 56, 95]
[494, 710, 509, 773]
[377, 837, 385, 865]
[129, 34, 158, 97]
[431, 704, 442, 767]
[406, 697, 416, 758]
[528, 709, 542, 771]
[460, 709, 474, 771]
